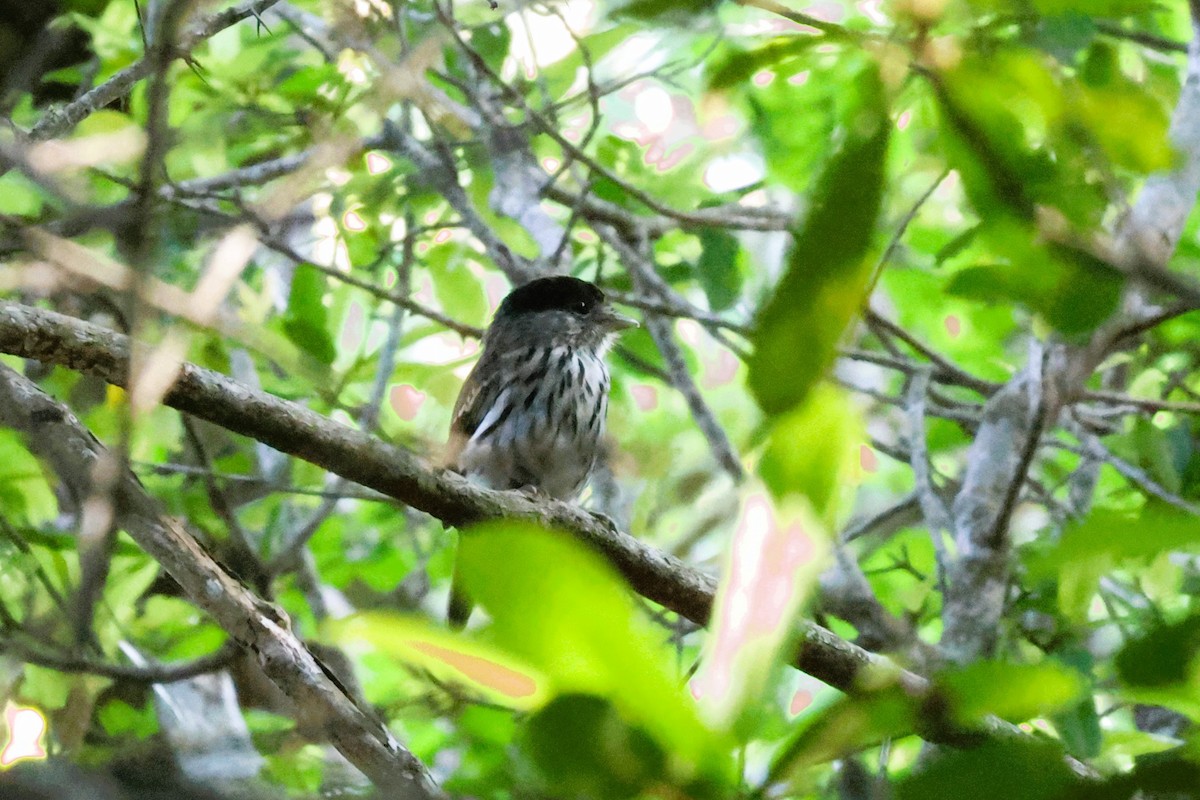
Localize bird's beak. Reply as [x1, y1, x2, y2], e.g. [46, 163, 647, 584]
[598, 307, 639, 331]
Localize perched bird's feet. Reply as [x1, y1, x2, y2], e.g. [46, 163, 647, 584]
[587, 510, 620, 532]
[517, 483, 550, 501]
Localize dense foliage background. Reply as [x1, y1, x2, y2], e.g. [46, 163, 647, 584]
[2, 0, 1200, 797]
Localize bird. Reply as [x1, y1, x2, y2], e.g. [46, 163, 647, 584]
[443, 275, 637, 625]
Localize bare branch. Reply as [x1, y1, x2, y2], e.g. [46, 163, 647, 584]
[599, 226, 745, 480]
[905, 369, 953, 585]
[0, 637, 239, 684]
[0, 361, 443, 798]
[940, 342, 1047, 664]
[0, 300, 917, 697]
[28, 0, 282, 141]
[840, 494, 922, 543]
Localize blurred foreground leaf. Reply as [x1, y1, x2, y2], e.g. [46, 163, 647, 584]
[328, 613, 547, 710]
[457, 522, 732, 790]
[748, 60, 889, 416]
[692, 492, 829, 735]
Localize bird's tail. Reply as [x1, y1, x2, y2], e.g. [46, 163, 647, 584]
[447, 547, 473, 628]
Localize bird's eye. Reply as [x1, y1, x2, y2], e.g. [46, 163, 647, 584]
[573, 300, 589, 314]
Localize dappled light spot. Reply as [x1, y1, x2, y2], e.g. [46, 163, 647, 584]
[897, 110, 912, 130]
[860, 444, 878, 473]
[752, 70, 775, 87]
[343, 211, 366, 232]
[807, 2, 846, 22]
[648, 141, 695, 172]
[676, 319, 702, 346]
[788, 70, 810, 85]
[702, 348, 739, 389]
[634, 85, 674, 135]
[365, 152, 391, 174]
[700, 113, 734, 142]
[704, 154, 764, 193]
[789, 689, 813, 716]
[341, 300, 365, 351]
[859, 0, 888, 24]
[944, 314, 962, 338]
[631, 384, 659, 412]
[543, 157, 562, 172]
[1, 704, 47, 766]
[390, 384, 426, 421]
[434, 228, 453, 244]
[484, 274, 509, 308]
[410, 641, 539, 700]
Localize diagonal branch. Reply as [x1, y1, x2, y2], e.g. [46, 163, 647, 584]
[28, 0, 282, 141]
[0, 299, 914, 698]
[0, 361, 443, 799]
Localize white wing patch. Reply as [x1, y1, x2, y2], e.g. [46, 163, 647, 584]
[469, 386, 511, 443]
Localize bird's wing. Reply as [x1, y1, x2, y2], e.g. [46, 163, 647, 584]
[443, 350, 512, 468]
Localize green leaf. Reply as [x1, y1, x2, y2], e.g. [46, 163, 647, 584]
[521, 694, 667, 799]
[896, 739, 1080, 800]
[282, 265, 336, 365]
[944, 240, 1123, 335]
[456, 522, 731, 779]
[935, 660, 1085, 725]
[1115, 616, 1200, 689]
[426, 244, 489, 328]
[768, 684, 918, 773]
[98, 699, 157, 737]
[707, 37, 821, 89]
[470, 21, 512, 71]
[1029, 509, 1200, 622]
[1051, 647, 1101, 759]
[1030, 509, 1200, 577]
[748, 61, 889, 416]
[1031, 0, 1157, 18]
[1055, 695, 1103, 759]
[758, 384, 863, 520]
[695, 229, 742, 311]
[328, 613, 548, 709]
[614, 0, 719, 21]
[1077, 81, 1172, 173]
[0, 430, 57, 525]
[0, 172, 45, 216]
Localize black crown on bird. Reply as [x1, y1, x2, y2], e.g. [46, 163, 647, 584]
[481, 276, 634, 354]
[444, 275, 636, 625]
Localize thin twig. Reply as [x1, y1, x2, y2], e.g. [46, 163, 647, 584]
[904, 369, 952, 586]
[29, 0, 282, 141]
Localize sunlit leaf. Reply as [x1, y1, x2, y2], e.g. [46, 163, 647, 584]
[456, 522, 731, 780]
[692, 491, 829, 735]
[328, 613, 548, 710]
[758, 384, 863, 520]
[935, 660, 1085, 725]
